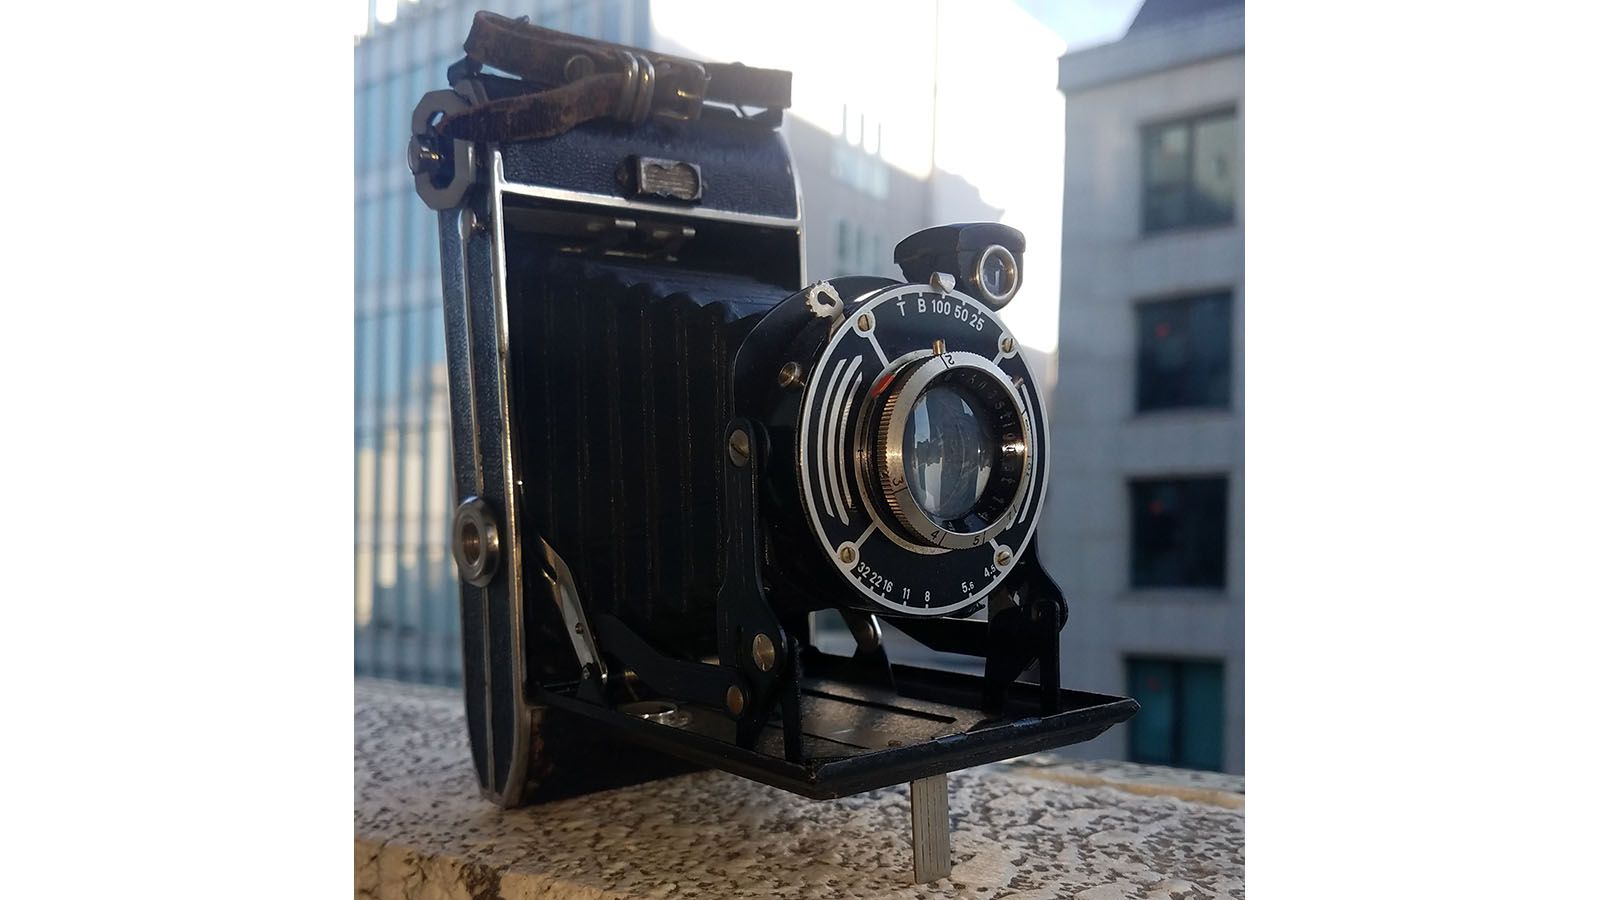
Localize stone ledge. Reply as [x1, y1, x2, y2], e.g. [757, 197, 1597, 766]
[355, 679, 1244, 899]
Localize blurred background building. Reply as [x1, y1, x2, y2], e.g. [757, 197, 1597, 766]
[1039, 0, 1245, 773]
[352, 0, 1244, 775]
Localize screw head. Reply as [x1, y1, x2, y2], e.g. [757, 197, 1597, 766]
[838, 544, 856, 564]
[996, 549, 1013, 567]
[727, 428, 751, 466]
[751, 634, 776, 672]
[408, 139, 442, 176]
[778, 362, 803, 388]
[856, 313, 872, 332]
[1000, 336, 1016, 355]
[725, 685, 746, 716]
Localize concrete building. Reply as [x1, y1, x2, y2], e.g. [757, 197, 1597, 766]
[1040, 0, 1245, 773]
[353, 0, 1066, 685]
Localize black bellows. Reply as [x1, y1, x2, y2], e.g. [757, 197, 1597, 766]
[506, 250, 790, 668]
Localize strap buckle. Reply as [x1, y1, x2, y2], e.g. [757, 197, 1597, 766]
[614, 50, 707, 125]
[653, 57, 708, 122]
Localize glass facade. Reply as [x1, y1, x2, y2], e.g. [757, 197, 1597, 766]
[353, 0, 649, 685]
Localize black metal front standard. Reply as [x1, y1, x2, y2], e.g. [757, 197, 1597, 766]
[413, 13, 1136, 820]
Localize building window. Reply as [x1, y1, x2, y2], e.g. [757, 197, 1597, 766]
[1141, 108, 1236, 233]
[1136, 291, 1232, 412]
[1129, 477, 1227, 589]
[1125, 657, 1224, 771]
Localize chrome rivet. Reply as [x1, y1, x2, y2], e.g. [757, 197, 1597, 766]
[451, 497, 501, 588]
[778, 362, 804, 388]
[752, 634, 776, 672]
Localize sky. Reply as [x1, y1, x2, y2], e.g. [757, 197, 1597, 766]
[360, 1, 1147, 45]
[1013, 0, 1144, 50]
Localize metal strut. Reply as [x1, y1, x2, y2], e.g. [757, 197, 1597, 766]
[910, 773, 952, 883]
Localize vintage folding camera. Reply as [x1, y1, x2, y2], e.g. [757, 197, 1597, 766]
[411, 12, 1135, 879]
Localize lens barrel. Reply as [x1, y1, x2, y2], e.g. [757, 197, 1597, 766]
[869, 351, 1030, 551]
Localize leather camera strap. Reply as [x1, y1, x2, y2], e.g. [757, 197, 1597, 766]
[436, 11, 792, 143]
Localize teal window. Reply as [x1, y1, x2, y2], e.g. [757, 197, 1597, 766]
[1126, 657, 1224, 770]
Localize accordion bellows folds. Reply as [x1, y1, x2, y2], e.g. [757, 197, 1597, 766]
[506, 251, 792, 670]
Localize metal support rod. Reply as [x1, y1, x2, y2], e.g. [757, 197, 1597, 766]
[910, 773, 951, 883]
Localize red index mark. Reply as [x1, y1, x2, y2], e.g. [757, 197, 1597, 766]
[870, 372, 897, 397]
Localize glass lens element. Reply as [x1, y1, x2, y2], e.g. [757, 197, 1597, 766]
[981, 251, 1010, 297]
[903, 384, 995, 521]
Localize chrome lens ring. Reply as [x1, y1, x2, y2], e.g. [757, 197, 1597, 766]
[872, 351, 1031, 551]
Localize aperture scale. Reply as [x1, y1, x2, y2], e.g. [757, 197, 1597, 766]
[796, 283, 1050, 617]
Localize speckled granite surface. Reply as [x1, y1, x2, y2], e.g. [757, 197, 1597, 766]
[356, 679, 1244, 899]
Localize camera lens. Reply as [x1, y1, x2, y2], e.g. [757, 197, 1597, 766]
[865, 350, 1032, 552]
[903, 384, 995, 521]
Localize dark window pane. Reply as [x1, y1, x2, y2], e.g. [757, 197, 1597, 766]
[1126, 658, 1225, 770]
[1136, 292, 1232, 412]
[1141, 109, 1236, 233]
[1142, 187, 1188, 233]
[1130, 477, 1227, 589]
[1191, 113, 1237, 225]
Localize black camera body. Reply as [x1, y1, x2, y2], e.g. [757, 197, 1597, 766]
[411, 14, 1135, 841]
